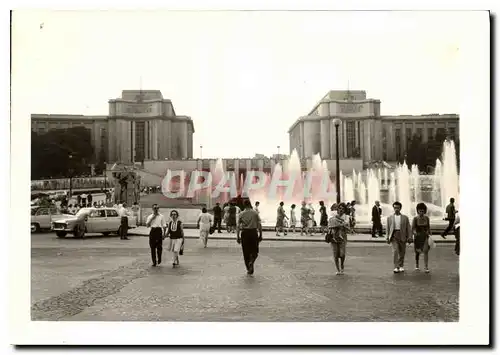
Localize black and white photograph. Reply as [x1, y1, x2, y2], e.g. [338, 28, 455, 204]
[8, 6, 490, 346]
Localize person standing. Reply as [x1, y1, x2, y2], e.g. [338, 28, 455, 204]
[236, 200, 263, 275]
[442, 198, 457, 238]
[165, 210, 184, 267]
[146, 204, 167, 267]
[223, 202, 230, 231]
[254, 201, 260, 216]
[275, 202, 288, 236]
[197, 207, 213, 248]
[80, 193, 87, 206]
[327, 203, 350, 275]
[227, 202, 237, 233]
[87, 193, 93, 206]
[117, 203, 130, 240]
[386, 201, 413, 273]
[289, 204, 297, 234]
[371, 200, 383, 238]
[349, 201, 357, 231]
[308, 203, 316, 234]
[319, 201, 328, 234]
[131, 202, 140, 226]
[213, 202, 223, 233]
[300, 201, 311, 236]
[454, 213, 460, 256]
[412, 203, 432, 273]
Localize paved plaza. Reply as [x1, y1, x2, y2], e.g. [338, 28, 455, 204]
[31, 232, 459, 322]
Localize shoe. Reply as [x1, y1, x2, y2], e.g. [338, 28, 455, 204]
[123, 237, 130, 240]
[425, 268, 430, 273]
[399, 267, 405, 272]
[152, 263, 157, 267]
[248, 260, 254, 275]
[415, 267, 420, 271]
[340, 269, 344, 275]
[393, 268, 399, 273]
[336, 271, 341, 275]
[158, 259, 161, 265]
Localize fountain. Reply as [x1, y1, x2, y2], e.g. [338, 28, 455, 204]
[194, 140, 459, 229]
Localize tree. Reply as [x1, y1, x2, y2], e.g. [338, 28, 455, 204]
[94, 149, 107, 175]
[31, 127, 95, 179]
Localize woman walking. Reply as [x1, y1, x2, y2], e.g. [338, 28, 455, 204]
[300, 201, 311, 236]
[308, 203, 316, 234]
[412, 203, 432, 273]
[328, 203, 350, 275]
[276, 201, 288, 236]
[197, 207, 213, 248]
[166, 210, 185, 267]
[319, 201, 328, 234]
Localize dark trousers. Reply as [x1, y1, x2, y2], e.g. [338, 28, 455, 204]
[214, 217, 222, 232]
[149, 227, 163, 264]
[241, 229, 260, 270]
[372, 219, 383, 237]
[120, 217, 128, 239]
[455, 228, 460, 256]
[442, 219, 455, 237]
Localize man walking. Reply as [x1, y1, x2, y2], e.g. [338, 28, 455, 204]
[236, 200, 263, 275]
[117, 203, 130, 240]
[386, 201, 413, 273]
[146, 204, 167, 266]
[371, 200, 383, 238]
[442, 198, 457, 238]
[213, 202, 223, 233]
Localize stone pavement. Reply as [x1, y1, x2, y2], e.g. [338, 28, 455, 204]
[31, 233, 459, 322]
[127, 226, 456, 243]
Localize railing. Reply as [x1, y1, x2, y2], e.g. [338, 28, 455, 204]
[31, 177, 108, 191]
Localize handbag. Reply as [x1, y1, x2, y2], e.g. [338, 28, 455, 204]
[428, 236, 435, 249]
[325, 229, 334, 243]
[209, 225, 215, 235]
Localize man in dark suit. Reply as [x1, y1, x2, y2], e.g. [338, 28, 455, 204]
[213, 202, 223, 233]
[371, 200, 383, 238]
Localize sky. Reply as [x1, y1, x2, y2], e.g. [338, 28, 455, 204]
[13, 10, 466, 159]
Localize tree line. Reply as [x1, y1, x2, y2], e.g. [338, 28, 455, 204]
[402, 131, 460, 173]
[31, 127, 106, 180]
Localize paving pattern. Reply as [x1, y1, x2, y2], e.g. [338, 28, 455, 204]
[31, 233, 459, 322]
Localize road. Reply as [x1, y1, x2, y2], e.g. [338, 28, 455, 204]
[31, 232, 459, 322]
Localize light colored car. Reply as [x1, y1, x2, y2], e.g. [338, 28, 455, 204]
[51, 207, 137, 238]
[31, 206, 73, 233]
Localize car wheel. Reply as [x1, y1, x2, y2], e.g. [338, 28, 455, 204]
[56, 231, 67, 238]
[102, 232, 110, 236]
[31, 223, 40, 233]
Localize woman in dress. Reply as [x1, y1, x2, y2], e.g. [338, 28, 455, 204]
[166, 210, 185, 267]
[289, 204, 297, 234]
[308, 203, 316, 235]
[275, 201, 288, 236]
[223, 202, 230, 231]
[328, 203, 350, 275]
[412, 202, 431, 273]
[319, 201, 328, 234]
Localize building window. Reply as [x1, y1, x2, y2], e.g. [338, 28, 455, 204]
[416, 128, 423, 142]
[436, 128, 446, 141]
[428, 127, 434, 141]
[406, 128, 412, 151]
[346, 121, 359, 158]
[382, 127, 387, 161]
[135, 121, 145, 162]
[395, 129, 401, 161]
[448, 127, 456, 140]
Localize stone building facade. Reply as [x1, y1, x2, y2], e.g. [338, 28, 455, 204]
[31, 90, 195, 164]
[288, 90, 459, 163]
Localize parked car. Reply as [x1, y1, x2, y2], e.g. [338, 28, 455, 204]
[51, 207, 137, 238]
[31, 206, 73, 233]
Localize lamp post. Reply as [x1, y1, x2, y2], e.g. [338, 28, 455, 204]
[277, 145, 280, 160]
[104, 161, 107, 190]
[200, 145, 203, 160]
[333, 118, 342, 204]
